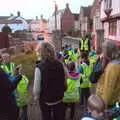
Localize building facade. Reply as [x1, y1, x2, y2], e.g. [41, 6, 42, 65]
[100, 0, 120, 45]
[0, 12, 29, 33]
[79, 6, 92, 35]
[91, 0, 104, 51]
[73, 14, 80, 31]
[48, 3, 74, 35]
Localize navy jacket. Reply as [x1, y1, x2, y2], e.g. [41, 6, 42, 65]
[0, 68, 22, 120]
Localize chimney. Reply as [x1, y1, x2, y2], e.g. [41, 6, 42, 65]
[17, 11, 21, 16]
[66, 3, 69, 8]
[41, 15, 43, 20]
[10, 13, 14, 16]
[36, 16, 38, 20]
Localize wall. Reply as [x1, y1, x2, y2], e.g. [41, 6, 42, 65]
[62, 36, 79, 48]
[0, 32, 9, 49]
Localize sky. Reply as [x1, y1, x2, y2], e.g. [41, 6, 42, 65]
[0, 0, 94, 20]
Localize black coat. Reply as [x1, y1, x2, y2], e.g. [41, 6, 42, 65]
[37, 59, 66, 103]
[0, 68, 22, 120]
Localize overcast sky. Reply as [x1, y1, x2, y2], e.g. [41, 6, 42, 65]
[0, 0, 94, 19]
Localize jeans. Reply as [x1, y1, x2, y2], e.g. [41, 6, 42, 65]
[19, 105, 28, 120]
[40, 102, 64, 120]
[63, 103, 75, 120]
[80, 88, 90, 107]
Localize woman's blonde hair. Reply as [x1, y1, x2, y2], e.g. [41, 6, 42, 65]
[87, 94, 105, 113]
[102, 40, 120, 60]
[39, 41, 55, 61]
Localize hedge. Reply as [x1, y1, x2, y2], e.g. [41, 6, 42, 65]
[12, 52, 37, 80]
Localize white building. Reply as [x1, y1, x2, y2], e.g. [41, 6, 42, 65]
[29, 15, 48, 32]
[0, 11, 29, 33]
[48, 9, 64, 33]
[29, 20, 41, 32]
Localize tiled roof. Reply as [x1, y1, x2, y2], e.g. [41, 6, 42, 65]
[73, 13, 79, 20]
[0, 16, 10, 20]
[0, 20, 22, 24]
[26, 19, 33, 24]
[8, 16, 26, 21]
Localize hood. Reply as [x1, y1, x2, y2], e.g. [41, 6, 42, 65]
[69, 72, 80, 80]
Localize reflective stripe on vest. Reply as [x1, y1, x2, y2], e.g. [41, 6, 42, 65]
[1, 63, 15, 76]
[63, 78, 80, 102]
[15, 75, 29, 107]
[80, 39, 89, 51]
[80, 63, 92, 88]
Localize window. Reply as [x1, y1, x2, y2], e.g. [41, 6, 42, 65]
[109, 20, 117, 36]
[104, 0, 112, 9]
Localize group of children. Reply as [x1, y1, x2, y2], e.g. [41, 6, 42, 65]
[0, 53, 29, 120]
[56, 46, 120, 120]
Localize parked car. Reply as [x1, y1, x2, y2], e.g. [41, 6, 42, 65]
[37, 34, 44, 40]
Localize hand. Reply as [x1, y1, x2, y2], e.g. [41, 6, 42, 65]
[18, 66, 23, 75]
[15, 64, 22, 75]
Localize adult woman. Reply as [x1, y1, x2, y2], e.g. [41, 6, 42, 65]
[96, 40, 120, 108]
[33, 41, 66, 120]
[0, 65, 22, 120]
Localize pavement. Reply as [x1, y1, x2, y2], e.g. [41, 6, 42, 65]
[28, 82, 84, 120]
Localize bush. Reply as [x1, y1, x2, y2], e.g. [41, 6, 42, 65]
[12, 52, 37, 80]
[2, 25, 12, 34]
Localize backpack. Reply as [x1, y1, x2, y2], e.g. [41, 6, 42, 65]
[89, 57, 103, 84]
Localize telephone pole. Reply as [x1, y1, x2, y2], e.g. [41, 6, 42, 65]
[53, 1, 58, 52]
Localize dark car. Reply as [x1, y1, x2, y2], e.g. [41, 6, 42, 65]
[37, 34, 44, 40]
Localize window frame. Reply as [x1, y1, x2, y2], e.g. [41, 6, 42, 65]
[109, 20, 117, 36]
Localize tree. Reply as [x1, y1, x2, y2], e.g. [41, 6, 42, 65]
[2, 25, 12, 34]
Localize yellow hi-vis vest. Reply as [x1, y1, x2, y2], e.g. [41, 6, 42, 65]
[15, 75, 29, 107]
[89, 55, 97, 68]
[63, 77, 80, 103]
[73, 53, 79, 61]
[1, 63, 15, 76]
[80, 63, 92, 88]
[80, 39, 89, 51]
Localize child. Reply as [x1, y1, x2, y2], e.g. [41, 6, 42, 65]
[79, 52, 93, 107]
[63, 61, 80, 120]
[15, 66, 29, 120]
[81, 94, 105, 120]
[107, 97, 120, 119]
